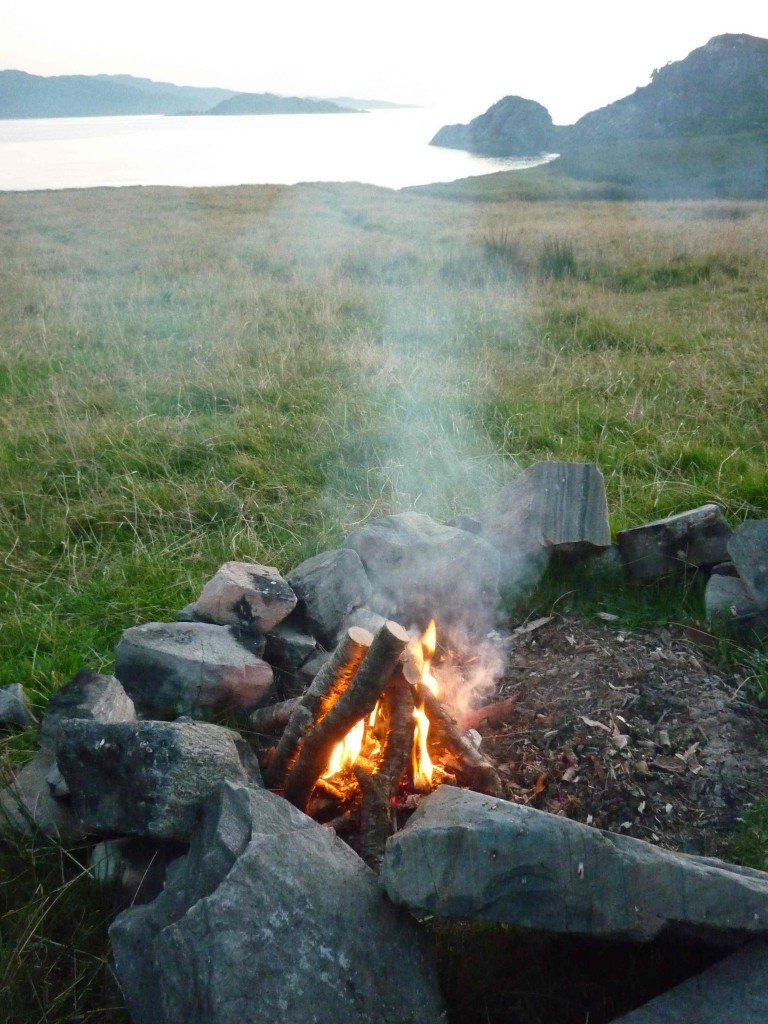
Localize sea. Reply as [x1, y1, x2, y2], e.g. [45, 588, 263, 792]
[0, 106, 552, 191]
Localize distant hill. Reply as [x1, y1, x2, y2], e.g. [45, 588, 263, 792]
[0, 70, 238, 118]
[323, 97, 418, 111]
[204, 93, 354, 116]
[94, 74, 237, 112]
[0, 71, 393, 119]
[432, 34, 768, 155]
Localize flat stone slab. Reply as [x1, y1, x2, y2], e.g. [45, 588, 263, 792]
[728, 520, 768, 608]
[111, 782, 444, 1024]
[381, 786, 768, 942]
[482, 461, 611, 552]
[344, 511, 501, 639]
[115, 621, 273, 719]
[56, 720, 259, 841]
[612, 941, 768, 1023]
[287, 548, 372, 647]
[617, 504, 731, 581]
[194, 561, 297, 634]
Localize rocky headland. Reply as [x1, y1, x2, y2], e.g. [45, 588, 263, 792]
[431, 34, 768, 158]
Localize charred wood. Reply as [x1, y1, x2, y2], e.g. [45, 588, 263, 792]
[354, 766, 390, 872]
[354, 674, 415, 871]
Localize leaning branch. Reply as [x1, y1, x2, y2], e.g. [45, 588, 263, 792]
[264, 626, 372, 790]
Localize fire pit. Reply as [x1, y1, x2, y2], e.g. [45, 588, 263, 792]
[249, 619, 504, 869]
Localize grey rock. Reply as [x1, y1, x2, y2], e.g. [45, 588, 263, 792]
[477, 462, 610, 603]
[728, 520, 768, 608]
[115, 621, 273, 720]
[287, 548, 372, 647]
[194, 561, 297, 634]
[263, 620, 317, 699]
[45, 760, 69, 797]
[298, 650, 331, 689]
[0, 682, 36, 728]
[56, 719, 258, 841]
[339, 604, 388, 639]
[111, 782, 444, 1024]
[110, 784, 331, 1024]
[0, 746, 86, 843]
[344, 512, 501, 639]
[705, 574, 760, 621]
[40, 671, 136, 747]
[612, 940, 768, 1023]
[381, 786, 768, 942]
[481, 461, 611, 552]
[618, 504, 731, 581]
[176, 602, 199, 622]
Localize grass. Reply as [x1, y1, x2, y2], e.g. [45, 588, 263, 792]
[1, 181, 767, 1020]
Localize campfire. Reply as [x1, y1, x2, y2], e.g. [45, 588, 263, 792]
[249, 619, 502, 869]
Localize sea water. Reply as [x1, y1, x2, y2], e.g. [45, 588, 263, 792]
[0, 106, 553, 191]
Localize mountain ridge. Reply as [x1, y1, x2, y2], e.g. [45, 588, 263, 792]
[431, 34, 768, 157]
[0, 70, 399, 119]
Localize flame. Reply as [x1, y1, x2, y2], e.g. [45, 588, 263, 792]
[422, 619, 437, 659]
[323, 716, 365, 778]
[412, 705, 433, 788]
[411, 619, 439, 787]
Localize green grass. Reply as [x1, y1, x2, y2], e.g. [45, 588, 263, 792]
[1, 181, 767, 1021]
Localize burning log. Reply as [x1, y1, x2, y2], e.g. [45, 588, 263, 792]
[264, 626, 372, 789]
[354, 672, 415, 871]
[283, 621, 410, 811]
[264, 706, 313, 789]
[246, 697, 301, 734]
[413, 679, 504, 798]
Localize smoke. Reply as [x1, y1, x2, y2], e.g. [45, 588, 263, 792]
[432, 624, 511, 722]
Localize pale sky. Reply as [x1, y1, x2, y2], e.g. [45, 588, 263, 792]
[3, 1, 768, 125]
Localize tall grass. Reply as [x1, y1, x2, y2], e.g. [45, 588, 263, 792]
[1, 183, 767, 1020]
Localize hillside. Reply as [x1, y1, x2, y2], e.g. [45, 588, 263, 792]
[573, 33, 768, 141]
[431, 34, 768, 156]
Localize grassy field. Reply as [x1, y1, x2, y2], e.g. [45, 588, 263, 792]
[1, 180, 767, 1021]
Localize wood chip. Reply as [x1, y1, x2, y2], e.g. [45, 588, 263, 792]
[514, 616, 554, 635]
[581, 716, 612, 733]
[653, 755, 686, 775]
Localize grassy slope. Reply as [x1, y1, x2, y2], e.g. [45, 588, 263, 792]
[413, 133, 768, 202]
[1, 182, 767, 1020]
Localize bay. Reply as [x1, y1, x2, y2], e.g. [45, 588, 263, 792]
[0, 107, 552, 191]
